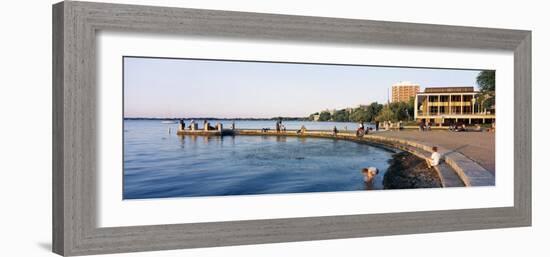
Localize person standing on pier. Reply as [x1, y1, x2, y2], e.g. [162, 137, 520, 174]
[179, 119, 185, 131]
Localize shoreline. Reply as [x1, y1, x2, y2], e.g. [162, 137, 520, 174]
[383, 151, 442, 189]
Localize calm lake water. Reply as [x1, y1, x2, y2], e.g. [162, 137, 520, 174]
[123, 120, 393, 199]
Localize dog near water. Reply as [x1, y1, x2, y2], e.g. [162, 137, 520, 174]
[362, 167, 379, 190]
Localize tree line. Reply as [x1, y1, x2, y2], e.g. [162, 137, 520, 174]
[309, 99, 415, 123]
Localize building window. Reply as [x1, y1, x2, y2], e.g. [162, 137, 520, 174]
[451, 106, 461, 114]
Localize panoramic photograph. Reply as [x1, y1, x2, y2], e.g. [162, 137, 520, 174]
[123, 56, 496, 200]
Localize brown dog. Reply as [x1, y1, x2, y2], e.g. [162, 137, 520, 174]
[362, 167, 379, 184]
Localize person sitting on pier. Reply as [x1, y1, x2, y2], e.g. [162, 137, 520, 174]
[356, 127, 365, 137]
[427, 146, 441, 168]
[358, 121, 367, 137]
[297, 125, 306, 134]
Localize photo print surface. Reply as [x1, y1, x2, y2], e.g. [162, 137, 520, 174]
[123, 56, 496, 200]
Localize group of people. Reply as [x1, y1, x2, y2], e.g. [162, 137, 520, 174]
[179, 119, 236, 131]
[418, 121, 432, 131]
[275, 120, 286, 132]
[448, 122, 467, 132]
[356, 121, 374, 137]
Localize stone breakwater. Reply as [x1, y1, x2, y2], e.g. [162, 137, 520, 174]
[178, 128, 495, 187]
[383, 151, 442, 189]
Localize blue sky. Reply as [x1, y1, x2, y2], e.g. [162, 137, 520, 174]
[124, 57, 482, 118]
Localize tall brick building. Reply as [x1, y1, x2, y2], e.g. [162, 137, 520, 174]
[391, 81, 420, 103]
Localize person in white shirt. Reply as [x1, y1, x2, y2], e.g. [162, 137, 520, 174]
[427, 146, 441, 168]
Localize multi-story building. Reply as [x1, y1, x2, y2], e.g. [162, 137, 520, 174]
[391, 82, 420, 103]
[414, 86, 495, 126]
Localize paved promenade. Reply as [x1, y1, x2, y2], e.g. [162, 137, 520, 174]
[374, 130, 495, 174]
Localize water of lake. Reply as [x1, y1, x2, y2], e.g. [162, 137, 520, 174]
[123, 120, 393, 199]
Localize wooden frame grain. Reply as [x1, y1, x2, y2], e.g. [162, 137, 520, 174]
[52, 1, 531, 256]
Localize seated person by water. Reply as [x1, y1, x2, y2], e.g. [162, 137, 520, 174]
[427, 146, 441, 168]
[356, 122, 365, 137]
[297, 125, 306, 134]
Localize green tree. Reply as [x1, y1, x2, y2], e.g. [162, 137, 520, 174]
[375, 105, 396, 122]
[350, 108, 367, 122]
[318, 111, 332, 121]
[332, 109, 349, 122]
[476, 70, 495, 92]
[365, 102, 383, 122]
[407, 97, 415, 119]
[388, 102, 411, 121]
[476, 70, 496, 111]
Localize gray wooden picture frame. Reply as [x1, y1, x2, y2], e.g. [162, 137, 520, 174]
[52, 1, 531, 256]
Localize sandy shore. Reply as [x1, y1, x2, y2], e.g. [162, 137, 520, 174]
[383, 151, 442, 189]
